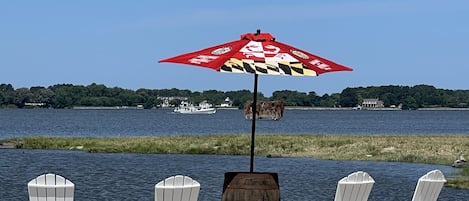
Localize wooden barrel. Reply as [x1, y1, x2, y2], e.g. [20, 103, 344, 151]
[221, 172, 280, 201]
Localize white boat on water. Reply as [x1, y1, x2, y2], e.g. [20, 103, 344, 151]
[173, 100, 216, 114]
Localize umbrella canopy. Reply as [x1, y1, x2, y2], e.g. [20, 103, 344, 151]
[160, 30, 352, 76]
[159, 30, 353, 172]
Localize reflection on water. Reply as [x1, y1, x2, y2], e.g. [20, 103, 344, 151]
[0, 149, 467, 201]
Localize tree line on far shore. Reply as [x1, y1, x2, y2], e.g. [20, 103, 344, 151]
[1, 83, 469, 110]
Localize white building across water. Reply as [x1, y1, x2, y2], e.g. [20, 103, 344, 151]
[361, 98, 384, 108]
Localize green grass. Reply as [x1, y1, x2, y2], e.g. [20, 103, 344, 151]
[2, 134, 469, 189]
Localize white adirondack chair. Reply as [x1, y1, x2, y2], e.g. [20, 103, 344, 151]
[334, 171, 375, 201]
[411, 169, 446, 201]
[155, 175, 200, 201]
[28, 173, 75, 201]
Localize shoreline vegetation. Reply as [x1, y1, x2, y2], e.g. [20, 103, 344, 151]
[2, 83, 469, 110]
[2, 134, 469, 189]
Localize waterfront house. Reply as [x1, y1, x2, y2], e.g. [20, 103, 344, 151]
[362, 98, 384, 108]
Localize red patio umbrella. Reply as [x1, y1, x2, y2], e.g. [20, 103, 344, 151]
[159, 30, 352, 172]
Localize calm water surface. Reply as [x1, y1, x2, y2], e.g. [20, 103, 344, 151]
[1, 109, 468, 139]
[0, 149, 467, 201]
[1, 109, 469, 200]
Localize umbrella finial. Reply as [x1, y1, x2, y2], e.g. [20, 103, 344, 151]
[256, 29, 261, 35]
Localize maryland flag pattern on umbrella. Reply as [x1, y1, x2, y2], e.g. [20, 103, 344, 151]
[160, 32, 352, 76]
[159, 30, 352, 172]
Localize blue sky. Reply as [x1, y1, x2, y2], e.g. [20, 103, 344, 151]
[1, 0, 468, 96]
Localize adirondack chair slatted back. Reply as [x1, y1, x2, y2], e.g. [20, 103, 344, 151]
[155, 175, 200, 201]
[411, 169, 446, 201]
[334, 171, 375, 201]
[28, 173, 75, 201]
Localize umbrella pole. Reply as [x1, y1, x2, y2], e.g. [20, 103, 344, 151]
[250, 74, 258, 173]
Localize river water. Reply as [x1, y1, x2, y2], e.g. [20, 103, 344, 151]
[1, 109, 469, 139]
[1, 109, 469, 200]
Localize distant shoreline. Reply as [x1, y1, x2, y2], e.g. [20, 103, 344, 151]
[2, 106, 469, 111]
[284, 106, 469, 111]
[417, 107, 469, 111]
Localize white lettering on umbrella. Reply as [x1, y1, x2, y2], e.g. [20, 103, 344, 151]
[264, 45, 280, 54]
[290, 50, 310, 59]
[189, 55, 219, 64]
[211, 47, 232, 55]
[241, 41, 265, 58]
[310, 59, 331, 70]
[268, 53, 297, 62]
